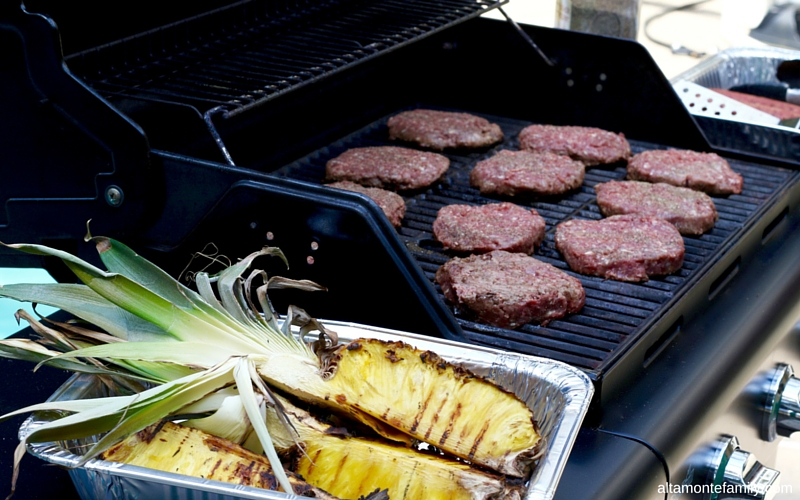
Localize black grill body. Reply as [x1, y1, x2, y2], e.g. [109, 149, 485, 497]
[3, 3, 800, 500]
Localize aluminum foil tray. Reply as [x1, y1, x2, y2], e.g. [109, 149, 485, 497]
[19, 321, 593, 500]
[671, 47, 800, 161]
[673, 46, 800, 90]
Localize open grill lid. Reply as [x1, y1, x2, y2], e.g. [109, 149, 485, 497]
[12, 0, 508, 166]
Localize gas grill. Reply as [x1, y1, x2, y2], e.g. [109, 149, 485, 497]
[4, 1, 800, 499]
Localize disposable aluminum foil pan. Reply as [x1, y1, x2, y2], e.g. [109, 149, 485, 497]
[19, 320, 593, 500]
[671, 47, 800, 161]
[673, 46, 800, 90]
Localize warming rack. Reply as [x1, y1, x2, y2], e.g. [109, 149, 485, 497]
[64, 0, 506, 119]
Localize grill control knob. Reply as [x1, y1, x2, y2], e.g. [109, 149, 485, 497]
[761, 363, 800, 441]
[699, 435, 779, 499]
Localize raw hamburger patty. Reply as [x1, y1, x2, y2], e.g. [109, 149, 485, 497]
[387, 109, 504, 150]
[712, 88, 800, 120]
[470, 150, 585, 196]
[517, 124, 631, 166]
[435, 250, 585, 328]
[433, 202, 546, 254]
[327, 181, 406, 228]
[325, 146, 449, 191]
[595, 180, 718, 235]
[555, 215, 685, 282]
[627, 149, 743, 195]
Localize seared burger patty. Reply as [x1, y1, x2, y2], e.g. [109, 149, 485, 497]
[387, 109, 504, 150]
[433, 202, 546, 255]
[325, 146, 449, 191]
[470, 150, 585, 196]
[627, 149, 743, 195]
[435, 250, 585, 328]
[555, 215, 685, 282]
[595, 180, 718, 235]
[326, 181, 406, 228]
[518, 124, 631, 166]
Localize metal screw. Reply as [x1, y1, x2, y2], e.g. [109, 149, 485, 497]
[105, 186, 124, 207]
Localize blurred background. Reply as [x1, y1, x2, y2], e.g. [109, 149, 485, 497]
[489, 0, 792, 78]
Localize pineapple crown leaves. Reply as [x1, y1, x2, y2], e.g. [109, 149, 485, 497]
[0, 233, 339, 497]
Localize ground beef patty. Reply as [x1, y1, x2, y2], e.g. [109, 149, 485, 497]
[435, 250, 585, 328]
[627, 149, 743, 195]
[387, 109, 504, 150]
[712, 88, 800, 120]
[326, 181, 406, 228]
[325, 146, 449, 191]
[595, 180, 718, 235]
[555, 215, 685, 282]
[470, 150, 585, 196]
[433, 202, 546, 254]
[518, 124, 631, 166]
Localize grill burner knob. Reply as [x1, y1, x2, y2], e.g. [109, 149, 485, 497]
[699, 435, 780, 499]
[760, 363, 800, 441]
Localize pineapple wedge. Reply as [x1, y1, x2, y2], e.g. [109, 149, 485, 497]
[296, 433, 522, 500]
[100, 421, 338, 499]
[266, 396, 523, 500]
[258, 338, 542, 477]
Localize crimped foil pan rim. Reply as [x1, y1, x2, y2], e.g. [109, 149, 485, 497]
[21, 320, 593, 500]
[670, 46, 800, 85]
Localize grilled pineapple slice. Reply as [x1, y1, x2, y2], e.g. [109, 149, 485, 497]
[296, 433, 521, 500]
[100, 421, 338, 499]
[266, 396, 523, 500]
[258, 338, 542, 477]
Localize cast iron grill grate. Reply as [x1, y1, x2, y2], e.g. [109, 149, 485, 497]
[275, 111, 795, 373]
[64, 0, 504, 117]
